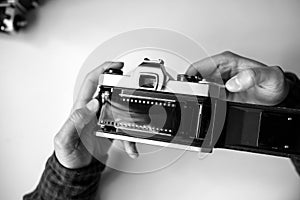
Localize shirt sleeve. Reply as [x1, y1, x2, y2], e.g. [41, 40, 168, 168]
[278, 72, 300, 109]
[23, 152, 105, 200]
[278, 72, 300, 176]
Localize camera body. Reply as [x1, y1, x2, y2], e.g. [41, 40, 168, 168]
[0, 0, 38, 33]
[95, 58, 300, 157]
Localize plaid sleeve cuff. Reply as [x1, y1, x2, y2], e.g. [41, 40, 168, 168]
[278, 72, 300, 109]
[278, 72, 300, 176]
[23, 152, 105, 200]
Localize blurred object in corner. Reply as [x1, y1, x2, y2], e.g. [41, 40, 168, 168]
[0, 0, 38, 33]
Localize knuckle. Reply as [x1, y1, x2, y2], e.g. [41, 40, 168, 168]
[69, 109, 84, 123]
[103, 61, 113, 70]
[83, 73, 95, 86]
[239, 68, 257, 86]
[85, 61, 112, 79]
[271, 65, 282, 71]
[103, 61, 111, 65]
[246, 68, 257, 82]
[271, 65, 285, 82]
[271, 65, 284, 75]
[247, 68, 257, 78]
[54, 134, 63, 149]
[86, 71, 94, 79]
[221, 50, 234, 57]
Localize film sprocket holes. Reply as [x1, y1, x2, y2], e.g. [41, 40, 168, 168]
[95, 58, 300, 158]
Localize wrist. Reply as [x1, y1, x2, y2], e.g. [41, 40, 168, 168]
[52, 152, 104, 176]
[54, 149, 92, 169]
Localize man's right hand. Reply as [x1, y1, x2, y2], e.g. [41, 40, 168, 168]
[186, 51, 289, 106]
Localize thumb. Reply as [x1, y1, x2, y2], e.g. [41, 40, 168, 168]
[68, 99, 99, 134]
[58, 99, 99, 142]
[225, 68, 269, 92]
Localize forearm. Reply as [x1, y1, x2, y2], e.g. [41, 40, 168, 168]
[23, 153, 105, 200]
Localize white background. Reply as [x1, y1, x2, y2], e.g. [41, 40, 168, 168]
[0, 0, 300, 199]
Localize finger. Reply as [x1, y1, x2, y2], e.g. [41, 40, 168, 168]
[123, 141, 139, 159]
[225, 67, 280, 92]
[185, 51, 265, 81]
[73, 61, 124, 110]
[185, 51, 244, 79]
[55, 99, 99, 148]
[186, 53, 228, 77]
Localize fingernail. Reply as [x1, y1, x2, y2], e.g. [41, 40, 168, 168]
[86, 99, 99, 112]
[226, 77, 241, 91]
[129, 153, 138, 159]
[127, 148, 138, 159]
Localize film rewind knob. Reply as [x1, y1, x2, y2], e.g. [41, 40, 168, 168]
[103, 68, 123, 75]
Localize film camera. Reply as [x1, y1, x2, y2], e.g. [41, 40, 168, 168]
[0, 0, 38, 33]
[95, 58, 300, 158]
